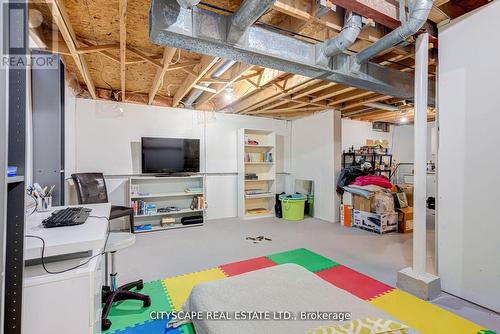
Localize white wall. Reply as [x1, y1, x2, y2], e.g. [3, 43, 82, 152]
[291, 111, 339, 222]
[67, 98, 291, 221]
[342, 118, 436, 164]
[438, 1, 500, 312]
[341, 119, 393, 153]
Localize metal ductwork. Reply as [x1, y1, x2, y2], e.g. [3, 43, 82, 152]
[176, 0, 199, 9]
[353, 0, 433, 66]
[227, 0, 276, 43]
[184, 60, 236, 106]
[316, 11, 362, 66]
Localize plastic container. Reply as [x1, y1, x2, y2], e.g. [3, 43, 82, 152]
[279, 193, 307, 221]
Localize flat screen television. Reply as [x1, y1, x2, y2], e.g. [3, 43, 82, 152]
[141, 137, 200, 174]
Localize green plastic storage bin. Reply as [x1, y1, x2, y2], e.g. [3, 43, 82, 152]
[279, 194, 307, 221]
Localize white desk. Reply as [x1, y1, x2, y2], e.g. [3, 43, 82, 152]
[24, 203, 111, 260]
[23, 203, 111, 334]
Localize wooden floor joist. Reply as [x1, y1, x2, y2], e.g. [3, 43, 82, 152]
[173, 55, 220, 107]
[119, 0, 127, 100]
[45, 0, 96, 99]
[149, 47, 177, 105]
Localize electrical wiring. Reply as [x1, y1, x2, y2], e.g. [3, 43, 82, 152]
[25, 215, 111, 275]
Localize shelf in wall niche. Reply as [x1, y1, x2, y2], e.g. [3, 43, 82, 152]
[244, 179, 275, 182]
[6, 176, 24, 184]
[245, 145, 274, 149]
[134, 208, 204, 218]
[130, 191, 203, 199]
[244, 162, 274, 165]
[245, 193, 274, 199]
[134, 223, 203, 233]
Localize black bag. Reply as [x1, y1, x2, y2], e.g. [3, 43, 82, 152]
[275, 192, 285, 218]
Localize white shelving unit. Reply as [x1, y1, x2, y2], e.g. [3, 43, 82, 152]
[237, 129, 276, 219]
[129, 175, 205, 233]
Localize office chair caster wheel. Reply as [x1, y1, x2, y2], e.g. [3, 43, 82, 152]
[102, 319, 112, 331]
[144, 296, 151, 307]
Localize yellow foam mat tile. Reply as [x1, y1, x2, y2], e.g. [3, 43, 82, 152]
[162, 268, 227, 311]
[369, 289, 483, 334]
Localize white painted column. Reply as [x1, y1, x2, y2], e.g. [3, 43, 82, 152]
[413, 32, 429, 274]
[333, 109, 342, 222]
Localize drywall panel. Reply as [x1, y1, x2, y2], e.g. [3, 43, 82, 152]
[341, 119, 393, 153]
[291, 111, 337, 222]
[69, 98, 291, 220]
[438, 1, 500, 312]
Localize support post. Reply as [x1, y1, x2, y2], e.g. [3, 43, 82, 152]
[397, 33, 441, 300]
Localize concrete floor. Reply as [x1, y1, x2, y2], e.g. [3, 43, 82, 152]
[116, 216, 500, 332]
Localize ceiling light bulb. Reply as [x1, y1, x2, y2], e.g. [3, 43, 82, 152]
[400, 116, 408, 124]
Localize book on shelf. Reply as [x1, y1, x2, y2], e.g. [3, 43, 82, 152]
[190, 195, 206, 210]
[244, 152, 273, 163]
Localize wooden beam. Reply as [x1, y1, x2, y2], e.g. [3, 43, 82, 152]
[340, 94, 392, 110]
[237, 76, 318, 114]
[75, 44, 120, 54]
[329, 0, 400, 29]
[148, 47, 177, 105]
[192, 84, 217, 94]
[195, 63, 253, 108]
[128, 46, 163, 68]
[173, 55, 219, 107]
[119, 0, 127, 100]
[311, 85, 355, 103]
[45, 0, 96, 99]
[93, 88, 173, 107]
[329, 90, 373, 106]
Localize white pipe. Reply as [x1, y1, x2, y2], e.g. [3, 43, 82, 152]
[413, 32, 428, 275]
[365, 102, 400, 111]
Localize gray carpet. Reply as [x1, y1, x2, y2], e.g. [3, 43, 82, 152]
[115, 215, 500, 332]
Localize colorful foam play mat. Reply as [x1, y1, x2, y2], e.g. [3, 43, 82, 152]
[104, 248, 496, 334]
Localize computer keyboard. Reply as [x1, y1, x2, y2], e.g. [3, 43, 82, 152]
[42, 207, 92, 228]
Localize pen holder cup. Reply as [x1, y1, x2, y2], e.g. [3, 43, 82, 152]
[36, 196, 52, 212]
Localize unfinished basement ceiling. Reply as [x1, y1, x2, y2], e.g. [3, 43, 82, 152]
[29, 0, 488, 122]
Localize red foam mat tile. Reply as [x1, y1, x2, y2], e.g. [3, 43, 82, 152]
[219, 256, 277, 277]
[316, 265, 394, 301]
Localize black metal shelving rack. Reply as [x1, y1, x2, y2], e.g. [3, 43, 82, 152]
[342, 152, 393, 179]
[1, 1, 27, 332]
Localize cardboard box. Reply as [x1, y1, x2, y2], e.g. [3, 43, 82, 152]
[398, 184, 414, 206]
[340, 204, 353, 227]
[353, 194, 373, 212]
[353, 210, 398, 234]
[398, 207, 413, 233]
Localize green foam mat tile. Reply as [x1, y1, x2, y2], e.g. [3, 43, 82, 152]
[266, 248, 339, 272]
[180, 322, 196, 334]
[105, 280, 173, 333]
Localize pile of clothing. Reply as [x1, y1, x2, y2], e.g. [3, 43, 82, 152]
[341, 173, 395, 214]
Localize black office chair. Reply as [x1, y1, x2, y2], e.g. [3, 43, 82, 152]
[71, 173, 135, 232]
[71, 173, 150, 330]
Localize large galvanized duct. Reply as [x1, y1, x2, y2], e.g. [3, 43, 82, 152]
[315, 11, 362, 66]
[184, 60, 236, 106]
[227, 0, 276, 43]
[353, 0, 433, 66]
[176, 0, 199, 9]
[322, 12, 362, 57]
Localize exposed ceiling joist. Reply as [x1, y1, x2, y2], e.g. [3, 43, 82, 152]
[119, 0, 127, 100]
[195, 63, 253, 108]
[45, 0, 96, 99]
[173, 55, 219, 107]
[149, 47, 177, 105]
